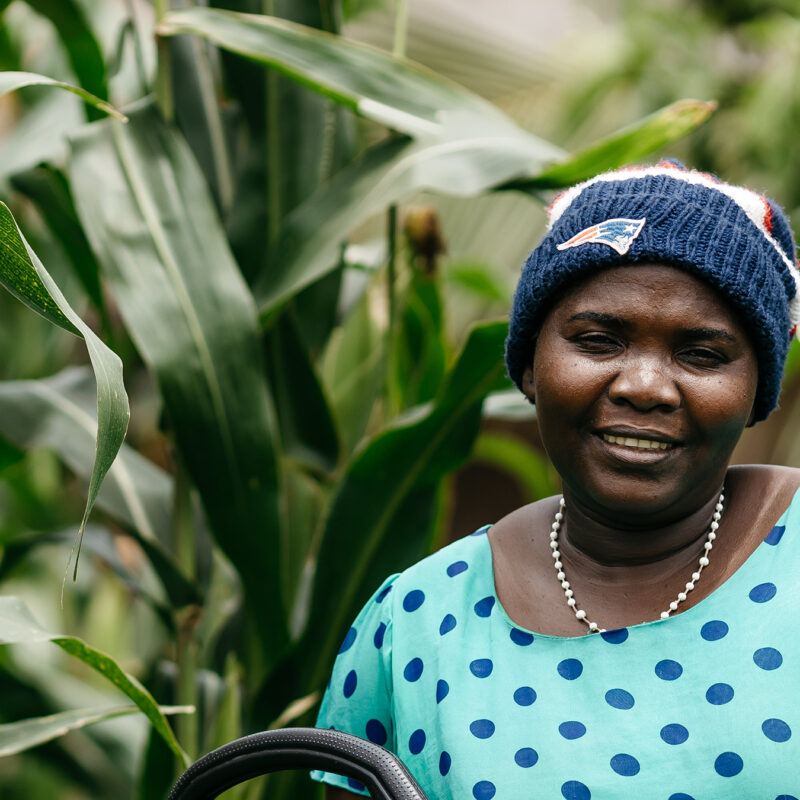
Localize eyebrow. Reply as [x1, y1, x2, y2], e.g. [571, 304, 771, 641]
[566, 313, 738, 343]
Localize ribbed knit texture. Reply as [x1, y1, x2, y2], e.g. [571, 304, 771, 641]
[505, 164, 798, 422]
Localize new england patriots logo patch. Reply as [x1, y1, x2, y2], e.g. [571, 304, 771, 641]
[557, 217, 646, 256]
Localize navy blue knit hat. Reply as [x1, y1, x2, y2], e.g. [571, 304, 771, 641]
[505, 161, 800, 422]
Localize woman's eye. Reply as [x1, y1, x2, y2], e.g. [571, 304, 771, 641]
[680, 347, 726, 365]
[574, 333, 621, 351]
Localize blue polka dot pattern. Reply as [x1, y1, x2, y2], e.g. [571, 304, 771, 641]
[375, 584, 392, 603]
[558, 721, 586, 740]
[348, 778, 366, 792]
[754, 647, 783, 670]
[660, 723, 689, 744]
[509, 628, 534, 646]
[610, 753, 640, 776]
[706, 683, 734, 705]
[404, 658, 423, 682]
[762, 718, 792, 742]
[474, 596, 495, 617]
[312, 495, 800, 799]
[470, 719, 495, 739]
[561, 780, 591, 799]
[605, 689, 634, 710]
[750, 582, 777, 603]
[600, 628, 628, 644]
[513, 686, 536, 706]
[557, 658, 583, 680]
[366, 719, 387, 745]
[469, 658, 493, 678]
[764, 524, 785, 545]
[714, 752, 743, 776]
[403, 590, 425, 612]
[339, 627, 357, 653]
[409, 729, 426, 754]
[655, 659, 683, 680]
[700, 620, 729, 641]
[439, 614, 456, 635]
[472, 780, 496, 800]
[514, 747, 538, 767]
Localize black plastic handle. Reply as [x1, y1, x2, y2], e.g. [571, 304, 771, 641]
[168, 727, 429, 800]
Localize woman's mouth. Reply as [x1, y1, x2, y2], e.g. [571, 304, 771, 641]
[601, 434, 673, 451]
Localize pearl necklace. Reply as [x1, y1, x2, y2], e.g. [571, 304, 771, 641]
[550, 490, 725, 633]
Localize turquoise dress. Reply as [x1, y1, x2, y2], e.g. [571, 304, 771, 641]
[312, 491, 800, 799]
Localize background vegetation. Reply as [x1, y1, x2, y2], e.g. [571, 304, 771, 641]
[0, 0, 797, 798]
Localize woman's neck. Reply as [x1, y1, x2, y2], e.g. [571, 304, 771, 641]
[559, 486, 724, 568]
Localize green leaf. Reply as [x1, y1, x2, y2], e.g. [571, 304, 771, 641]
[156, 7, 514, 138]
[21, 0, 108, 118]
[0, 703, 192, 757]
[0, 596, 191, 765]
[391, 271, 446, 410]
[517, 99, 717, 190]
[11, 165, 106, 320]
[0, 368, 199, 608]
[304, 319, 508, 686]
[68, 102, 288, 661]
[320, 282, 385, 456]
[0, 204, 130, 580]
[0, 71, 125, 121]
[264, 311, 340, 474]
[257, 130, 560, 315]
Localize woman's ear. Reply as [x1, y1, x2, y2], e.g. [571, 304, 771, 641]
[522, 366, 536, 404]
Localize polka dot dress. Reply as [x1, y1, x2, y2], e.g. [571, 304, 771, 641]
[312, 495, 800, 799]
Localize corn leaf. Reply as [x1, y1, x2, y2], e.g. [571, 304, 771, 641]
[0, 71, 124, 120]
[0, 704, 192, 758]
[0, 596, 190, 765]
[68, 102, 287, 662]
[304, 319, 508, 687]
[19, 0, 108, 117]
[0, 204, 130, 580]
[516, 99, 717, 190]
[156, 7, 514, 139]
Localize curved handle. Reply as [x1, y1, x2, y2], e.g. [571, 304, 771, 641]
[168, 727, 429, 800]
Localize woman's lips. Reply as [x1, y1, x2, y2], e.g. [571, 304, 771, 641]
[595, 432, 680, 464]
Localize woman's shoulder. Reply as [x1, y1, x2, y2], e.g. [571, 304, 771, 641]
[727, 464, 800, 510]
[389, 524, 495, 593]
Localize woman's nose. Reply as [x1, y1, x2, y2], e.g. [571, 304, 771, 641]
[607, 357, 681, 411]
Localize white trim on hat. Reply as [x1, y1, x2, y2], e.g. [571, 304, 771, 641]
[548, 165, 800, 333]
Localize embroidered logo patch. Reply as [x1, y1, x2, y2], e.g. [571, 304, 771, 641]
[557, 217, 646, 256]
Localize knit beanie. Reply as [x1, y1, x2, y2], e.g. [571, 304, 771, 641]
[505, 161, 800, 422]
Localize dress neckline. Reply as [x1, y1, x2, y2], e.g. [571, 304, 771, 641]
[484, 485, 800, 641]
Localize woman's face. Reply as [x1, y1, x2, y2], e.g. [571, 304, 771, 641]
[525, 264, 759, 523]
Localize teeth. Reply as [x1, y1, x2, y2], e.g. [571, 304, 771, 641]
[602, 434, 672, 450]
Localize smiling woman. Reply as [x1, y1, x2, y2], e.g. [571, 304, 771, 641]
[312, 162, 800, 799]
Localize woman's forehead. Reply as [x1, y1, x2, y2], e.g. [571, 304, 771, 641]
[550, 263, 745, 329]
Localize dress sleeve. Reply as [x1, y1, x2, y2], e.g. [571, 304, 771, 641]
[311, 573, 399, 796]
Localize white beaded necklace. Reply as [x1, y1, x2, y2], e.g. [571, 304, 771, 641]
[550, 490, 725, 633]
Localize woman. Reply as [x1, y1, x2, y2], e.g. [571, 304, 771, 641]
[312, 162, 800, 799]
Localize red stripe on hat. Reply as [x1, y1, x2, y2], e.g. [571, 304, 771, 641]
[762, 198, 774, 234]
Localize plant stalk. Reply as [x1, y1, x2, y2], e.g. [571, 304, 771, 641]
[154, 0, 175, 123]
[264, 0, 281, 246]
[393, 0, 409, 58]
[174, 458, 199, 764]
